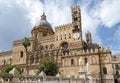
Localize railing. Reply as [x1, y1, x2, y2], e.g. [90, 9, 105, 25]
[0, 73, 114, 83]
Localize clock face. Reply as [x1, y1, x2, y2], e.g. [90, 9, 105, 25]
[73, 32, 80, 39]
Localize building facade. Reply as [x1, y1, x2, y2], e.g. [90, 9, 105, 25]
[0, 5, 113, 79]
[112, 55, 120, 82]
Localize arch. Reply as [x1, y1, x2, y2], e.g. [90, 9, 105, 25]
[30, 56, 34, 64]
[71, 59, 74, 65]
[84, 57, 87, 64]
[103, 67, 107, 74]
[50, 44, 54, 49]
[20, 51, 24, 58]
[45, 45, 48, 50]
[61, 42, 68, 49]
[65, 34, 67, 39]
[69, 33, 71, 39]
[92, 56, 97, 64]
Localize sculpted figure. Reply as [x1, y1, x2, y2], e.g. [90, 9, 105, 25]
[79, 57, 83, 69]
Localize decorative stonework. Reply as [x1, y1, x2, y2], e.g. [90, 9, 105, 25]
[0, 4, 113, 80]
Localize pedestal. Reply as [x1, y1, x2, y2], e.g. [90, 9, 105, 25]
[78, 69, 86, 79]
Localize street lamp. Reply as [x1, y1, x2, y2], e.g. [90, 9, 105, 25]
[98, 46, 103, 83]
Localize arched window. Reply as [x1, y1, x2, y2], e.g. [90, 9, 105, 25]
[35, 33, 38, 39]
[30, 56, 34, 64]
[69, 33, 71, 39]
[50, 44, 54, 49]
[103, 67, 107, 74]
[56, 36, 58, 41]
[62, 42, 68, 49]
[60, 35, 62, 40]
[43, 32, 47, 37]
[84, 58, 87, 64]
[65, 34, 66, 39]
[116, 64, 118, 68]
[40, 45, 43, 50]
[74, 17, 78, 21]
[92, 57, 96, 64]
[71, 59, 74, 65]
[20, 51, 23, 58]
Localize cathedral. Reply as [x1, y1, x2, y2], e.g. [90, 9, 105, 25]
[0, 5, 113, 79]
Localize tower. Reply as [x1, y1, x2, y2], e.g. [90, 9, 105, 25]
[72, 5, 82, 41]
[86, 31, 92, 45]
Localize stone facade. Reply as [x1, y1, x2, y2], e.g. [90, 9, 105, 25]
[0, 5, 113, 79]
[112, 55, 120, 82]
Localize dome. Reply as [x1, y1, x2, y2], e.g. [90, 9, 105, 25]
[34, 12, 52, 30]
[35, 19, 52, 29]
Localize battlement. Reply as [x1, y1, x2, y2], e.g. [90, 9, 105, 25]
[0, 50, 12, 56]
[63, 47, 111, 56]
[55, 23, 72, 31]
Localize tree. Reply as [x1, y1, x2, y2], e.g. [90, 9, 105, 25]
[37, 58, 58, 76]
[2, 65, 22, 74]
[22, 37, 31, 52]
[22, 37, 31, 75]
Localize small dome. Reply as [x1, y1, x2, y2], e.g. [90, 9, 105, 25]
[34, 12, 52, 30]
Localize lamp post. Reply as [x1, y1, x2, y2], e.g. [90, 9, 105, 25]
[98, 46, 103, 83]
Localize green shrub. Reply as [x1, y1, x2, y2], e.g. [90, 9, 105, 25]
[2, 65, 22, 74]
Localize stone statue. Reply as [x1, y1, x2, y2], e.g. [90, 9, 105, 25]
[86, 62, 89, 72]
[86, 62, 91, 74]
[79, 57, 83, 70]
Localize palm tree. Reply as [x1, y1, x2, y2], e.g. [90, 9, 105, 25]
[22, 37, 31, 75]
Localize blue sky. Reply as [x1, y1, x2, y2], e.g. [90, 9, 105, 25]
[0, 0, 120, 55]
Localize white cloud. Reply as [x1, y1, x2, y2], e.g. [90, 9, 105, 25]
[0, 0, 120, 53]
[44, 0, 72, 28]
[94, 0, 120, 28]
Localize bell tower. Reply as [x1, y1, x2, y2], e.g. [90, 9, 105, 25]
[72, 5, 82, 41]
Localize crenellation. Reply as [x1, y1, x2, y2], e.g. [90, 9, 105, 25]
[55, 23, 72, 31]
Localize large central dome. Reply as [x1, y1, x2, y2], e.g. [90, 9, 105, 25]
[34, 12, 52, 30]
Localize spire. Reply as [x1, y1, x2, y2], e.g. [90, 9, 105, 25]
[41, 12, 46, 20]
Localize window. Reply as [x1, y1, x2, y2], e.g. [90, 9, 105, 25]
[92, 57, 96, 64]
[30, 56, 34, 64]
[103, 67, 107, 74]
[65, 34, 66, 39]
[71, 59, 74, 65]
[56, 36, 58, 41]
[43, 32, 47, 36]
[62, 42, 68, 49]
[35, 33, 38, 39]
[20, 51, 23, 58]
[116, 71, 119, 76]
[84, 58, 87, 64]
[75, 26, 78, 29]
[40, 45, 43, 50]
[45, 45, 48, 50]
[116, 64, 119, 68]
[74, 17, 78, 21]
[50, 44, 54, 49]
[60, 35, 62, 40]
[69, 33, 71, 38]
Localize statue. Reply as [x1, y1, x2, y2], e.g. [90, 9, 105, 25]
[79, 57, 83, 70]
[86, 63, 89, 72]
[86, 62, 91, 74]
